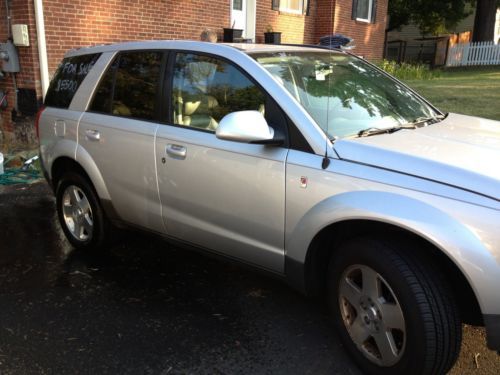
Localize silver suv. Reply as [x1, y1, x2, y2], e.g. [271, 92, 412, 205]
[38, 41, 500, 374]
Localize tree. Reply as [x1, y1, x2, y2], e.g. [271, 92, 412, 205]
[387, 0, 411, 32]
[388, 0, 500, 41]
[472, 0, 500, 42]
[388, 0, 472, 36]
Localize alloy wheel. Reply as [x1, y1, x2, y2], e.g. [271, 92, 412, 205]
[61, 185, 94, 241]
[338, 264, 406, 367]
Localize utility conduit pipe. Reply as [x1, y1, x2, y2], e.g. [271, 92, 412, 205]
[34, 0, 49, 99]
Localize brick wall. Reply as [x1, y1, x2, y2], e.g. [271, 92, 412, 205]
[43, 0, 230, 75]
[1, 0, 231, 141]
[315, 0, 334, 41]
[0, 0, 387, 143]
[255, 1, 317, 44]
[333, 0, 388, 60]
[0, 0, 40, 140]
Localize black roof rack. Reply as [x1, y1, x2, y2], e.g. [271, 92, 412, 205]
[277, 43, 344, 52]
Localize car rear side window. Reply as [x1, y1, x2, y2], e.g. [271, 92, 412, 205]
[44, 53, 101, 108]
[90, 51, 162, 121]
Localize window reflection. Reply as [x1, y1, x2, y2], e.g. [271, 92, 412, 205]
[255, 52, 437, 138]
[90, 51, 162, 121]
[172, 53, 266, 131]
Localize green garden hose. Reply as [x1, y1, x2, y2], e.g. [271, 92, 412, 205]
[0, 168, 41, 185]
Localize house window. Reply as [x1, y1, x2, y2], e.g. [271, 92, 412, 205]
[233, 0, 242, 11]
[272, 0, 309, 15]
[279, 0, 304, 14]
[352, 0, 377, 23]
[356, 0, 372, 21]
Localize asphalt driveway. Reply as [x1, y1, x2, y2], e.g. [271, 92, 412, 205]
[0, 182, 498, 374]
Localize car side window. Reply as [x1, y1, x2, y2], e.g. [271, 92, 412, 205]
[45, 53, 101, 108]
[171, 53, 266, 131]
[90, 51, 162, 121]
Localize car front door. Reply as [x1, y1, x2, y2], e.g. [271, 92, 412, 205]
[155, 52, 288, 272]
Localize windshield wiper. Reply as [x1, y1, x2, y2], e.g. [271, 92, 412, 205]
[357, 124, 417, 138]
[410, 113, 447, 127]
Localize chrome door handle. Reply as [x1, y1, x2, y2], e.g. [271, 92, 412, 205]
[166, 144, 187, 160]
[85, 129, 100, 141]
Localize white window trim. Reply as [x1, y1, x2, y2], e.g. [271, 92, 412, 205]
[495, 8, 500, 43]
[355, 0, 373, 23]
[279, 0, 304, 15]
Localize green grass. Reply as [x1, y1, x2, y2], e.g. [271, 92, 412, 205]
[378, 60, 439, 80]
[402, 67, 500, 121]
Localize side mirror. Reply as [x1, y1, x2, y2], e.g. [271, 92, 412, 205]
[216, 111, 277, 144]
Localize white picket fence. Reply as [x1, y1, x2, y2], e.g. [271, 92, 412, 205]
[446, 41, 500, 67]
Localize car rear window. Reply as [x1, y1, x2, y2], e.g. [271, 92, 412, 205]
[44, 53, 101, 109]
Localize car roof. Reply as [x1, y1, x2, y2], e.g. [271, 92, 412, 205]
[64, 40, 337, 58]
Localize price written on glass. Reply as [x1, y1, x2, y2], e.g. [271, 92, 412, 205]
[54, 60, 96, 92]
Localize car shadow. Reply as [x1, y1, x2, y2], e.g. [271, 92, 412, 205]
[0, 182, 360, 374]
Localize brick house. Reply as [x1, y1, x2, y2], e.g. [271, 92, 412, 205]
[0, 0, 387, 144]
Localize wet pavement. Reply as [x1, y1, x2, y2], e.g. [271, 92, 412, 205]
[0, 182, 498, 374]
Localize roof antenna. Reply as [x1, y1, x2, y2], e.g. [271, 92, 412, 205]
[322, 0, 335, 170]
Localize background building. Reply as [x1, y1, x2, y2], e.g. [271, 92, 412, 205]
[0, 0, 388, 145]
[386, 7, 500, 67]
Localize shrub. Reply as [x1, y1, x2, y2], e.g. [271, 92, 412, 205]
[377, 60, 439, 80]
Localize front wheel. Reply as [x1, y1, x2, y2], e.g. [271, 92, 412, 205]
[328, 237, 461, 375]
[56, 172, 110, 250]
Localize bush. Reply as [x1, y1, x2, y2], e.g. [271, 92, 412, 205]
[377, 60, 439, 80]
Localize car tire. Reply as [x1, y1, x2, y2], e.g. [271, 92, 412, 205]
[56, 172, 110, 250]
[328, 236, 461, 375]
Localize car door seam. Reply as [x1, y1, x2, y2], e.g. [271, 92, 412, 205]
[75, 110, 86, 159]
[153, 124, 166, 233]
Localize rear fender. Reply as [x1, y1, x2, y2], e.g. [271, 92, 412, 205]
[74, 144, 111, 200]
[42, 138, 77, 182]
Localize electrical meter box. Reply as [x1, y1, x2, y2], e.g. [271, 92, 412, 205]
[0, 40, 20, 72]
[12, 24, 29, 47]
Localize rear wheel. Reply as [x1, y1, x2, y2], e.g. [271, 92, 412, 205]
[56, 172, 110, 249]
[328, 237, 461, 375]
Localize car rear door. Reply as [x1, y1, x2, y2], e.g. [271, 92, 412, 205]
[78, 50, 166, 233]
[155, 51, 289, 272]
[41, 53, 102, 172]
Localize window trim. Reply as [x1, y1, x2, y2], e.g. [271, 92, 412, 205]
[352, 0, 377, 24]
[86, 50, 167, 124]
[232, 0, 243, 11]
[355, 0, 373, 22]
[279, 0, 304, 15]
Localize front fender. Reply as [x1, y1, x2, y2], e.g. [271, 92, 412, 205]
[286, 190, 500, 314]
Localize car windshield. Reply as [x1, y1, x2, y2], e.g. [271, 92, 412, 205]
[252, 51, 438, 139]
